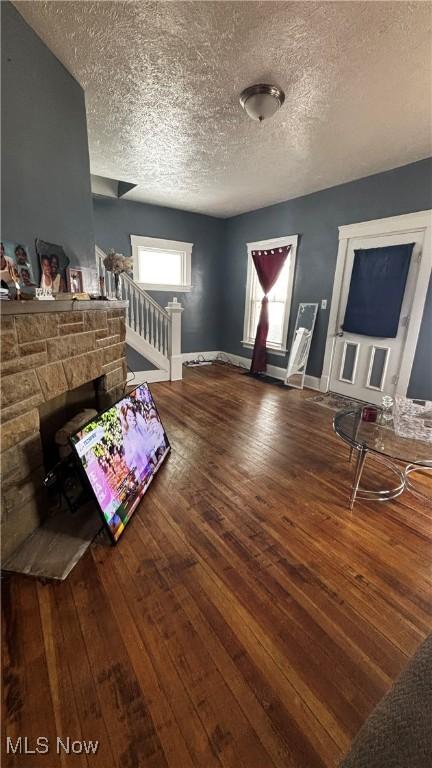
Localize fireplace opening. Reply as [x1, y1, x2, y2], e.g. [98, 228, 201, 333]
[38, 377, 103, 471]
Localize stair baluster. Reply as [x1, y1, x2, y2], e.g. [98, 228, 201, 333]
[150, 305, 155, 347]
[145, 299, 150, 342]
[130, 284, 135, 331]
[140, 291, 144, 337]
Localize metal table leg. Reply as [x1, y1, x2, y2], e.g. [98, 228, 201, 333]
[347, 450, 406, 508]
[404, 464, 432, 504]
[349, 447, 367, 510]
[348, 412, 362, 465]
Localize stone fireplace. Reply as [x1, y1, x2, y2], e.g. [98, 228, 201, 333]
[1, 300, 128, 560]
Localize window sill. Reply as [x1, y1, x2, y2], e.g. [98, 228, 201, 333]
[138, 283, 192, 293]
[241, 340, 288, 357]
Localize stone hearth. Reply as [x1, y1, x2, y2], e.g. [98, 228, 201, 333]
[1, 300, 128, 560]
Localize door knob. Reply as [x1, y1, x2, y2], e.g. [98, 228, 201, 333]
[337, 330, 344, 337]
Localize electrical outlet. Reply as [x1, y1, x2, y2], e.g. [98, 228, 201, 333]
[321, 299, 327, 310]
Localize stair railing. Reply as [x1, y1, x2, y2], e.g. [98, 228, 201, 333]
[96, 246, 183, 379]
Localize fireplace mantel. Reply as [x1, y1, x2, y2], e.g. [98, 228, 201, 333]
[1, 302, 128, 560]
[1, 299, 128, 315]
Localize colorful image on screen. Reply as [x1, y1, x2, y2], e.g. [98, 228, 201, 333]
[70, 384, 170, 541]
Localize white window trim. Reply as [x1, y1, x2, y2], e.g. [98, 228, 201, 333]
[130, 235, 193, 292]
[242, 234, 298, 355]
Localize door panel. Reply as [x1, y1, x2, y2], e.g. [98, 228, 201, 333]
[367, 345, 390, 391]
[339, 341, 359, 383]
[330, 230, 424, 404]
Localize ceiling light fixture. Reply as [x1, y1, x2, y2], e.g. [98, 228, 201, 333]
[239, 83, 285, 122]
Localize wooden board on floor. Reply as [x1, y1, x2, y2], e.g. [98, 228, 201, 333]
[2, 502, 103, 581]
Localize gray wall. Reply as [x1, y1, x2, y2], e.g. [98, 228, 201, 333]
[1, 2, 95, 274]
[93, 197, 225, 354]
[410, 274, 432, 400]
[4, 2, 428, 396]
[126, 346, 157, 373]
[223, 158, 432, 399]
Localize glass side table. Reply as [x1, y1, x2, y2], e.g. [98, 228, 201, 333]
[333, 407, 432, 509]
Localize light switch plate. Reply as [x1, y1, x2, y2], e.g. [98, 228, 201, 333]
[321, 299, 327, 310]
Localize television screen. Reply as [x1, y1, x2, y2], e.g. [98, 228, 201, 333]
[70, 383, 170, 542]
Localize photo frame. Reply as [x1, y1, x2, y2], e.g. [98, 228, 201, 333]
[67, 267, 84, 294]
[1, 241, 36, 288]
[80, 267, 99, 295]
[35, 239, 69, 294]
[67, 266, 99, 295]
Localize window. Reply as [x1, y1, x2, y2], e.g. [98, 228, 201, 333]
[130, 235, 193, 291]
[242, 235, 298, 355]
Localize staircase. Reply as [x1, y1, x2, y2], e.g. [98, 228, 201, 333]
[96, 246, 183, 382]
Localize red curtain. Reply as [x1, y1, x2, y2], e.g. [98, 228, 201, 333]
[250, 245, 291, 373]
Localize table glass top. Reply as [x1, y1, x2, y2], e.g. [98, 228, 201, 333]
[333, 408, 432, 467]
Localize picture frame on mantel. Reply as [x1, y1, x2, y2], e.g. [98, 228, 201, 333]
[67, 267, 84, 294]
[36, 239, 69, 293]
[81, 267, 99, 295]
[1, 240, 36, 289]
[67, 266, 99, 295]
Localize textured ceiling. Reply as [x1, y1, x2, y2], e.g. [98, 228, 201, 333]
[14, 1, 432, 217]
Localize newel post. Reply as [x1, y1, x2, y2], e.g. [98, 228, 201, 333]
[165, 297, 184, 381]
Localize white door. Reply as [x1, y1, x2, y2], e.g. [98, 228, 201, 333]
[329, 230, 425, 405]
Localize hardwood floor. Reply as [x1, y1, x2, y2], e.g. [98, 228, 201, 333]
[2, 363, 431, 768]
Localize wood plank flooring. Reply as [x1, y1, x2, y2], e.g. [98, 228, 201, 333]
[2, 363, 432, 767]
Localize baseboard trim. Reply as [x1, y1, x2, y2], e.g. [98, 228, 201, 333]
[199, 351, 321, 391]
[181, 351, 220, 363]
[130, 369, 170, 385]
[220, 352, 285, 379]
[304, 375, 321, 391]
[130, 350, 322, 390]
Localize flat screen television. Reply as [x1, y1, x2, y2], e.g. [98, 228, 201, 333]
[70, 383, 170, 543]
